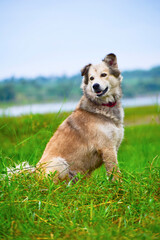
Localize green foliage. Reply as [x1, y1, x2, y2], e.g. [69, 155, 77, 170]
[0, 66, 160, 104]
[0, 83, 15, 101]
[122, 66, 160, 97]
[0, 106, 160, 239]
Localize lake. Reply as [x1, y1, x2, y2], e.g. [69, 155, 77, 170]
[0, 95, 159, 117]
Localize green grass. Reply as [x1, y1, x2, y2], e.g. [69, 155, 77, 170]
[124, 105, 160, 125]
[0, 106, 160, 239]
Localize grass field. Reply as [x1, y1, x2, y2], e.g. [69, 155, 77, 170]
[0, 105, 160, 239]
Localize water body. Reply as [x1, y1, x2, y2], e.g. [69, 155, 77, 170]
[0, 95, 159, 117]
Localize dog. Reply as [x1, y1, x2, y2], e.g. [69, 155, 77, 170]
[36, 53, 124, 182]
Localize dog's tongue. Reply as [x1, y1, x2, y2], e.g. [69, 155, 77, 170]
[96, 90, 102, 94]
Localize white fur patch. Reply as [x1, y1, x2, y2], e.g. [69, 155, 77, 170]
[44, 157, 69, 179]
[97, 123, 124, 150]
[1, 161, 35, 180]
[8, 161, 35, 173]
[98, 123, 114, 140]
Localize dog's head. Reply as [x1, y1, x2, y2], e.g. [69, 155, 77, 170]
[81, 53, 122, 104]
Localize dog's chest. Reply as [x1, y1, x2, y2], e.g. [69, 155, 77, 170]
[97, 122, 124, 148]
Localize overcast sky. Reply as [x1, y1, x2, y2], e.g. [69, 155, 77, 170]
[0, 0, 160, 80]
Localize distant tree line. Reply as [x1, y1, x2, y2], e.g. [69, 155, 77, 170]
[0, 83, 15, 101]
[0, 66, 160, 104]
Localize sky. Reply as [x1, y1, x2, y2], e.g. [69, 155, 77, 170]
[0, 0, 160, 80]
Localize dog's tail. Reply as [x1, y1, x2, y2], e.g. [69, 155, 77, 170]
[2, 161, 36, 179]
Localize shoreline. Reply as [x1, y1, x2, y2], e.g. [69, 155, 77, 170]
[0, 95, 159, 117]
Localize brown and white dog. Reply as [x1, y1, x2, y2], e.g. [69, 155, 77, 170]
[36, 53, 124, 182]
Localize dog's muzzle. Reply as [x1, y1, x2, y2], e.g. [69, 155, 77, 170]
[93, 83, 108, 97]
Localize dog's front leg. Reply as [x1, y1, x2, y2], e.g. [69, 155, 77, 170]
[100, 146, 121, 181]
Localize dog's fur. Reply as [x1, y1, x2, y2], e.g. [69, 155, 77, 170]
[36, 53, 124, 182]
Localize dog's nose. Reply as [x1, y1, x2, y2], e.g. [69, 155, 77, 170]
[93, 83, 100, 91]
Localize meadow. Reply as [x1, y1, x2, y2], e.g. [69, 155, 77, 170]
[0, 105, 160, 239]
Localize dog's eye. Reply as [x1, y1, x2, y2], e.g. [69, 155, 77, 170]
[101, 73, 107, 77]
[90, 76, 94, 81]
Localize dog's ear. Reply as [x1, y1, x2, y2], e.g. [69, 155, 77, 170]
[103, 53, 118, 68]
[81, 64, 91, 76]
[103, 53, 120, 77]
[81, 64, 91, 84]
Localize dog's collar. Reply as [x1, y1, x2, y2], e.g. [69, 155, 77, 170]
[102, 101, 117, 107]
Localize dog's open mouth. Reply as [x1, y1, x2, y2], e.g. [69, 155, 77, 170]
[96, 86, 108, 97]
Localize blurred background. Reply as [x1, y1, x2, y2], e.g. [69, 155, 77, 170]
[0, 0, 160, 115]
